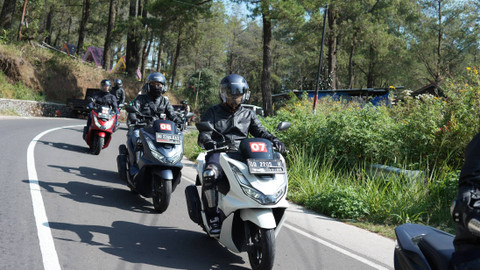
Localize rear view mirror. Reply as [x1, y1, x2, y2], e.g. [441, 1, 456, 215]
[276, 121, 291, 132]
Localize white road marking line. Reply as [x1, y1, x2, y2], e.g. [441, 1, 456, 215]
[182, 174, 389, 269]
[27, 125, 83, 270]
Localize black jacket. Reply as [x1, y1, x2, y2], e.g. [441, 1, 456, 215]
[88, 91, 118, 111]
[198, 103, 277, 149]
[110, 87, 125, 105]
[459, 131, 480, 187]
[130, 94, 180, 123]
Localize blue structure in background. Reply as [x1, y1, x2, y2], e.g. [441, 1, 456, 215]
[273, 88, 395, 107]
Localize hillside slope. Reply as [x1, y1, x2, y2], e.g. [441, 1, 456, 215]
[0, 43, 179, 105]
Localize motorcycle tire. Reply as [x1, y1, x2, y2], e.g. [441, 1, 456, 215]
[92, 136, 104, 155]
[116, 154, 127, 183]
[247, 224, 275, 270]
[152, 176, 172, 213]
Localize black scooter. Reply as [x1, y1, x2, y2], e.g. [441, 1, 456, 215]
[116, 107, 184, 213]
[394, 223, 456, 269]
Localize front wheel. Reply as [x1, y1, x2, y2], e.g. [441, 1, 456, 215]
[152, 176, 172, 213]
[247, 225, 275, 270]
[92, 135, 104, 155]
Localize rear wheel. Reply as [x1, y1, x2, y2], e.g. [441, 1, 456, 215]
[152, 176, 172, 213]
[92, 136, 104, 155]
[247, 225, 275, 270]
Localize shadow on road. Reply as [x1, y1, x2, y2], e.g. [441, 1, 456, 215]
[37, 140, 89, 153]
[48, 220, 248, 269]
[47, 165, 120, 184]
[24, 178, 155, 213]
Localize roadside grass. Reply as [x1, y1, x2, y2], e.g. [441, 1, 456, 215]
[0, 108, 19, 116]
[181, 128, 457, 239]
[285, 146, 458, 238]
[0, 71, 45, 101]
[184, 130, 202, 161]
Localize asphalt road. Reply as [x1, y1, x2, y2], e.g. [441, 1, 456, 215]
[0, 116, 396, 270]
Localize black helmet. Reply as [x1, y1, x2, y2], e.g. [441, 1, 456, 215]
[114, 79, 123, 87]
[182, 100, 188, 105]
[219, 74, 250, 105]
[100, 79, 111, 92]
[145, 72, 167, 97]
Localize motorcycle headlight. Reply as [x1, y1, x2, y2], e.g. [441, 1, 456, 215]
[231, 163, 286, 205]
[93, 115, 114, 130]
[144, 135, 183, 164]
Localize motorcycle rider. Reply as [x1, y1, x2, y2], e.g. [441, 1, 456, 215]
[111, 79, 126, 106]
[83, 79, 118, 140]
[452, 131, 480, 269]
[127, 72, 181, 167]
[197, 74, 286, 234]
[111, 79, 125, 129]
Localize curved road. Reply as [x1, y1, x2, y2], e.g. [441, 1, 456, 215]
[0, 116, 395, 270]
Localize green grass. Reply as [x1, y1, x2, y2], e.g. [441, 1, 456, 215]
[285, 146, 458, 237]
[0, 71, 45, 101]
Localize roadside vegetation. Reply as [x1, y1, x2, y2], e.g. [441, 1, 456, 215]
[184, 68, 480, 238]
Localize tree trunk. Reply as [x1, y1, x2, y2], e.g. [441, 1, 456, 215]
[327, 5, 338, 90]
[170, 23, 182, 90]
[0, 0, 18, 30]
[348, 30, 358, 89]
[103, 0, 117, 70]
[44, 6, 54, 44]
[76, 0, 90, 56]
[141, 33, 153, 78]
[156, 44, 162, 72]
[435, 0, 442, 94]
[366, 45, 376, 88]
[261, 1, 273, 116]
[126, 0, 142, 77]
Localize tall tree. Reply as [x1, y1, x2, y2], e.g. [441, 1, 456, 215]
[103, 0, 117, 70]
[77, 0, 91, 55]
[126, 0, 144, 77]
[0, 0, 18, 30]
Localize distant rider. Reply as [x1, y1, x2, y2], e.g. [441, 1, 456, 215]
[197, 74, 286, 234]
[111, 78, 125, 128]
[111, 79, 126, 106]
[127, 73, 181, 163]
[83, 79, 118, 139]
[452, 131, 480, 269]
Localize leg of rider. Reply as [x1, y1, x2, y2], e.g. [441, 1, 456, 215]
[129, 129, 141, 166]
[203, 152, 222, 233]
[84, 114, 92, 139]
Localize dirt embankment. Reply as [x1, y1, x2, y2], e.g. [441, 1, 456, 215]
[0, 43, 179, 105]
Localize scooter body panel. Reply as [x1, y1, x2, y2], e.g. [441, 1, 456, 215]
[394, 223, 455, 270]
[85, 107, 117, 150]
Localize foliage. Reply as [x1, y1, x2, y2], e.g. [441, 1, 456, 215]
[182, 68, 220, 115]
[0, 71, 45, 101]
[183, 129, 202, 161]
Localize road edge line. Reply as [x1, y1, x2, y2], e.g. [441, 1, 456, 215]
[27, 125, 83, 270]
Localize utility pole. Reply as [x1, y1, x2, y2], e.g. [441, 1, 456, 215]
[313, 4, 328, 114]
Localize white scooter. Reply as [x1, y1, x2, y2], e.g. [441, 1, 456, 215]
[185, 121, 291, 270]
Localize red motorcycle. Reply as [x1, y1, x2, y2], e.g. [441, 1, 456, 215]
[84, 106, 117, 155]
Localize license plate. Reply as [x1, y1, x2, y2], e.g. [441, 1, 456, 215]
[156, 133, 181, 144]
[247, 159, 285, 174]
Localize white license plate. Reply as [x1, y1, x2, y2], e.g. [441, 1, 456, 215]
[247, 159, 285, 174]
[156, 133, 181, 144]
